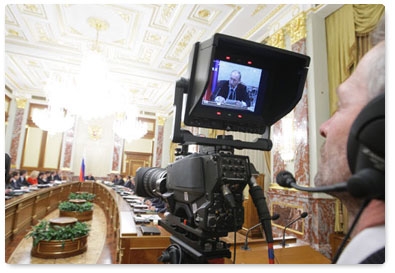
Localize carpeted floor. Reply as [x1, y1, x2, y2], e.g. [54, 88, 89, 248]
[7, 203, 107, 264]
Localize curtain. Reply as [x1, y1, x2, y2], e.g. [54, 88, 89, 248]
[354, 5, 385, 62]
[325, 5, 356, 115]
[325, 4, 384, 115]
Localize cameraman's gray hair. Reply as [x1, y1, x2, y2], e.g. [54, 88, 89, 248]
[371, 13, 385, 46]
[368, 41, 385, 100]
[368, 13, 385, 100]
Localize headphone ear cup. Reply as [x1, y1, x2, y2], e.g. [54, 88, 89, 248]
[347, 169, 385, 199]
[347, 93, 385, 199]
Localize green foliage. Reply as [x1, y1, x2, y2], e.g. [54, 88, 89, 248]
[68, 192, 96, 201]
[58, 201, 93, 212]
[25, 220, 90, 247]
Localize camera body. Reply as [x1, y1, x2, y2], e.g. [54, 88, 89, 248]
[137, 152, 250, 237]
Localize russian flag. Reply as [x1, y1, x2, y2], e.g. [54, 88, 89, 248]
[79, 158, 85, 182]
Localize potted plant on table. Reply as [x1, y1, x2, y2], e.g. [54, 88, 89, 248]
[68, 192, 96, 202]
[58, 200, 94, 221]
[26, 218, 90, 259]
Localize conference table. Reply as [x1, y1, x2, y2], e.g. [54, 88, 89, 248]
[5, 181, 330, 264]
[226, 243, 331, 264]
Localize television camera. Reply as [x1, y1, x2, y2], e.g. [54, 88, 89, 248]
[135, 33, 310, 263]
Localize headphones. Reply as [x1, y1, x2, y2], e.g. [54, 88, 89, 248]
[346, 93, 385, 200]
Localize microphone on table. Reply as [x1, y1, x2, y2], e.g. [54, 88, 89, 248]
[281, 212, 308, 248]
[241, 213, 280, 250]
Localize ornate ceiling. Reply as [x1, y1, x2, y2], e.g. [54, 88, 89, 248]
[5, 4, 316, 116]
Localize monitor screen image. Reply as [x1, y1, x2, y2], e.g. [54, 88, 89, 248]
[201, 60, 267, 113]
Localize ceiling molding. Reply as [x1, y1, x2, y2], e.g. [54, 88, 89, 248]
[5, 4, 316, 116]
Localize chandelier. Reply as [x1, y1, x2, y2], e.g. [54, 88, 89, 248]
[32, 106, 74, 135]
[32, 17, 148, 141]
[113, 108, 148, 142]
[32, 74, 76, 134]
[65, 17, 121, 121]
[66, 48, 121, 121]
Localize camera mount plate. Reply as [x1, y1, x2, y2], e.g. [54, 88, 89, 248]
[159, 215, 231, 263]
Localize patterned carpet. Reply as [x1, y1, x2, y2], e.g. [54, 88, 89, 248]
[7, 203, 107, 264]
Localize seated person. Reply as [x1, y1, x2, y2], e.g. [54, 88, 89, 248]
[85, 173, 95, 181]
[47, 171, 60, 182]
[112, 174, 119, 185]
[124, 176, 136, 192]
[17, 170, 29, 187]
[9, 171, 21, 190]
[53, 170, 62, 181]
[38, 172, 49, 184]
[45, 171, 53, 182]
[144, 197, 167, 213]
[114, 175, 125, 186]
[27, 170, 39, 185]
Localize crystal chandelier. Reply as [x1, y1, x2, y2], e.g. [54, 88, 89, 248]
[113, 108, 148, 142]
[32, 74, 76, 134]
[65, 17, 120, 121]
[32, 106, 74, 135]
[66, 49, 121, 121]
[32, 17, 147, 141]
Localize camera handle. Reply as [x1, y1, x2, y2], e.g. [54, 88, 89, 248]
[171, 78, 273, 151]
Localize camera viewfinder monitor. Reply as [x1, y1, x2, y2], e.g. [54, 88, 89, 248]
[184, 33, 310, 134]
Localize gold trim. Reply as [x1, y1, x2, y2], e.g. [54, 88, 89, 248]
[156, 116, 166, 126]
[266, 29, 285, 48]
[87, 17, 109, 31]
[251, 5, 267, 17]
[15, 97, 27, 108]
[245, 4, 286, 39]
[265, 10, 307, 48]
[286, 12, 307, 44]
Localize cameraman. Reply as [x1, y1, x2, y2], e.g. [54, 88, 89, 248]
[314, 18, 385, 263]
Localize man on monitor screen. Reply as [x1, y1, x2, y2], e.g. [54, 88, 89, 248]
[211, 70, 250, 108]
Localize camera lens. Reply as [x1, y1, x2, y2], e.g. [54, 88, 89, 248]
[135, 167, 167, 198]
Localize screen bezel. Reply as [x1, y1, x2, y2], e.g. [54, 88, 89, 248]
[183, 33, 310, 134]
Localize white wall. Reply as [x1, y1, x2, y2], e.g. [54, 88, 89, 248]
[71, 116, 115, 177]
[124, 138, 153, 153]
